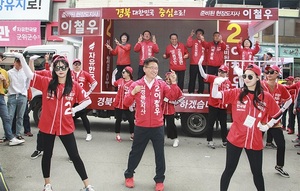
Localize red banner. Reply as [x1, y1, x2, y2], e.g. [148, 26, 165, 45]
[82, 36, 101, 94]
[102, 19, 114, 92]
[219, 21, 250, 88]
[103, 7, 278, 20]
[58, 8, 102, 36]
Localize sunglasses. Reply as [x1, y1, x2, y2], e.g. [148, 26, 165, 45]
[242, 74, 255, 80]
[54, 65, 68, 71]
[264, 70, 276, 75]
[122, 70, 127, 74]
[73, 62, 81, 66]
[218, 70, 227, 74]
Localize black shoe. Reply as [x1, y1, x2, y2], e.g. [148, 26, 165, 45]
[265, 142, 277, 149]
[275, 165, 290, 178]
[31, 150, 42, 159]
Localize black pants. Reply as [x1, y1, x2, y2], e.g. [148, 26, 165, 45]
[116, 65, 130, 81]
[266, 128, 286, 166]
[296, 110, 300, 139]
[220, 142, 264, 191]
[73, 107, 91, 134]
[137, 65, 145, 80]
[175, 70, 185, 91]
[114, 108, 134, 134]
[206, 106, 228, 142]
[124, 126, 165, 183]
[164, 114, 177, 139]
[41, 132, 88, 181]
[188, 65, 204, 93]
[282, 109, 287, 128]
[36, 130, 44, 151]
[287, 103, 295, 131]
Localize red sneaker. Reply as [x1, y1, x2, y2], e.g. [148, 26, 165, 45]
[155, 183, 164, 191]
[125, 177, 134, 188]
[287, 128, 294, 134]
[116, 135, 122, 142]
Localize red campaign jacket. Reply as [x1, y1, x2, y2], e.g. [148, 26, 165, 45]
[201, 41, 226, 67]
[134, 40, 159, 65]
[261, 81, 291, 106]
[113, 78, 133, 110]
[204, 74, 232, 109]
[186, 36, 204, 65]
[221, 88, 281, 150]
[236, 42, 260, 69]
[36, 69, 52, 78]
[286, 82, 300, 104]
[30, 74, 90, 135]
[71, 70, 97, 92]
[164, 42, 189, 71]
[162, 87, 184, 115]
[124, 77, 181, 128]
[110, 43, 131, 65]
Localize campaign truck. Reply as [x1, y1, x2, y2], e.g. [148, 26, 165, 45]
[25, 6, 279, 136]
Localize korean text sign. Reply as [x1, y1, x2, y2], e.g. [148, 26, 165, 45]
[0, 0, 51, 21]
[59, 8, 102, 36]
[103, 7, 278, 20]
[0, 21, 41, 47]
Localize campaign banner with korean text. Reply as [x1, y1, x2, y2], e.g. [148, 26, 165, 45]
[0, 21, 41, 47]
[103, 7, 278, 20]
[0, 0, 51, 21]
[219, 21, 249, 88]
[59, 8, 102, 36]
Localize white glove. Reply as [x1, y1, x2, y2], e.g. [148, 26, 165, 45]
[258, 122, 269, 132]
[12, 52, 23, 59]
[129, 105, 134, 112]
[111, 68, 117, 85]
[233, 65, 243, 77]
[213, 77, 227, 86]
[71, 108, 76, 117]
[30, 55, 40, 61]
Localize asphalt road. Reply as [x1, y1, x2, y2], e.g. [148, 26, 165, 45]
[0, 116, 299, 191]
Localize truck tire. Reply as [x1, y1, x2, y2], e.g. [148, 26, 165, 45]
[33, 101, 42, 126]
[180, 113, 208, 137]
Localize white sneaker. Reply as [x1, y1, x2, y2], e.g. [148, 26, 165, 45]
[173, 138, 179, 147]
[86, 134, 92, 141]
[81, 185, 95, 191]
[43, 183, 53, 191]
[208, 141, 215, 149]
[9, 137, 25, 146]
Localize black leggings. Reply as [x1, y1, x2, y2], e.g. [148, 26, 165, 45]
[73, 107, 91, 134]
[164, 114, 177, 139]
[114, 108, 134, 134]
[220, 142, 264, 191]
[41, 132, 88, 181]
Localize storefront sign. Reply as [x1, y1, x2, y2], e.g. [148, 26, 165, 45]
[0, 21, 41, 47]
[0, 0, 51, 21]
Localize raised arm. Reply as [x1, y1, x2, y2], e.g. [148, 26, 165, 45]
[198, 56, 207, 79]
[5, 52, 34, 80]
[211, 77, 226, 99]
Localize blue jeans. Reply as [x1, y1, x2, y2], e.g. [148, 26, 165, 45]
[7, 94, 27, 137]
[0, 95, 14, 140]
[124, 126, 165, 183]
